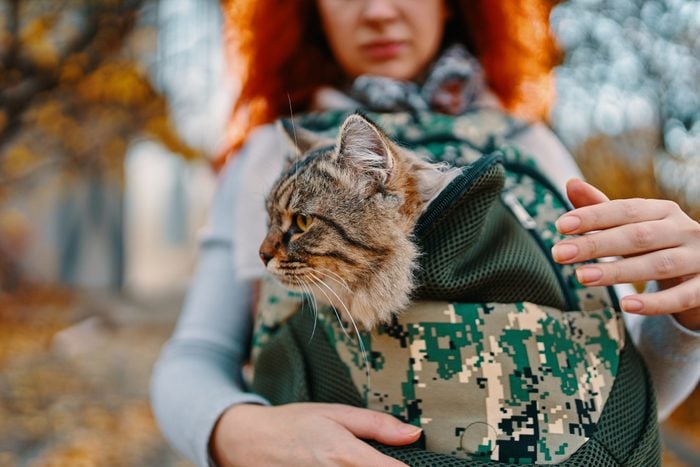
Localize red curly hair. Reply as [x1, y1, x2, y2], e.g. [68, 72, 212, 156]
[217, 0, 561, 170]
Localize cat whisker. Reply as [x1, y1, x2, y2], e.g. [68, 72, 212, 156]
[301, 278, 320, 333]
[291, 276, 308, 309]
[287, 94, 301, 159]
[312, 267, 352, 293]
[305, 271, 352, 341]
[345, 305, 371, 387]
[295, 276, 319, 343]
[307, 271, 370, 383]
[286, 93, 303, 199]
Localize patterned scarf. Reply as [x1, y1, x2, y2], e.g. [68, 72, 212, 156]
[348, 44, 485, 115]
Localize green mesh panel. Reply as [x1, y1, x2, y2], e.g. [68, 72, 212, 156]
[252, 311, 660, 466]
[252, 310, 364, 408]
[248, 325, 310, 404]
[591, 336, 661, 464]
[412, 160, 566, 309]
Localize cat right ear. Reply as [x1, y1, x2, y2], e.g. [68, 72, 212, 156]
[337, 113, 396, 186]
[277, 119, 327, 156]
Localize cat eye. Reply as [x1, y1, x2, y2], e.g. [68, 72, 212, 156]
[294, 213, 314, 232]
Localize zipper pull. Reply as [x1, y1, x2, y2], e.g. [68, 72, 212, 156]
[501, 191, 537, 230]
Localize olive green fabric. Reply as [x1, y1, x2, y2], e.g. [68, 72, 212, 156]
[411, 154, 566, 309]
[252, 309, 660, 466]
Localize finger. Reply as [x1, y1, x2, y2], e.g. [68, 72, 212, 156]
[324, 404, 422, 445]
[555, 198, 676, 235]
[572, 248, 696, 286]
[565, 178, 609, 208]
[551, 219, 680, 263]
[621, 275, 700, 315]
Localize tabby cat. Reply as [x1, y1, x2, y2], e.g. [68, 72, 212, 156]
[259, 113, 459, 330]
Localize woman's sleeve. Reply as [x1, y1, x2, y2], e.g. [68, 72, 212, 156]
[149, 149, 270, 467]
[624, 289, 700, 420]
[509, 122, 700, 420]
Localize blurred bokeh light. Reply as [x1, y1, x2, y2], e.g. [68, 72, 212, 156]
[550, 0, 700, 218]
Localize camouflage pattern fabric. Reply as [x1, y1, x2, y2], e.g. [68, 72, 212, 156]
[295, 108, 526, 167]
[251, 110, 625, 464]
[254, 267, 623, 463]
[317, 300, 623, 464]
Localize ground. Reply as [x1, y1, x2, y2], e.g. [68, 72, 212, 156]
[0, 287, 191, 467]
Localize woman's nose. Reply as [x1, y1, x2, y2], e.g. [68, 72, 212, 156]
[361, 0, 399, 23]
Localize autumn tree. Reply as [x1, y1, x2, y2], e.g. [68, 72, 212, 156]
[0, 0, 203, 290]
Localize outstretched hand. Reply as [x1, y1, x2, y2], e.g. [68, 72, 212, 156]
[210, 403, 421, 467]
[552, 179, 700, 331]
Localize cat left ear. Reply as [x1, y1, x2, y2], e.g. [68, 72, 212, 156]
[337, 113, 395, 185]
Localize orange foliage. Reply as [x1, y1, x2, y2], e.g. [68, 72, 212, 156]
[77, 61, 153, 105]
[0, 1, 204, 195]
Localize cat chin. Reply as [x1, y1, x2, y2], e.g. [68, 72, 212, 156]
[350, 243, 418, 330]
[303, 277, 413, 331]
[269, 240, 418, 331]
[347, 287, 413, 330]
[272, 279, 413, 331]
[333, 265, 416, 331]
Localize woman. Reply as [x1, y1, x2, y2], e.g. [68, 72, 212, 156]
[150, 1, 700, 466]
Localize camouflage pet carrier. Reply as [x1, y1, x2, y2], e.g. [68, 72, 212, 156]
[249, 110, 661, 466]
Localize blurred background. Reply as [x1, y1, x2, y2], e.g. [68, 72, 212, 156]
[0, 0, 697, 465]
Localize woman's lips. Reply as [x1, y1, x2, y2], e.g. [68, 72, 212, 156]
[362, 40, 406, 60]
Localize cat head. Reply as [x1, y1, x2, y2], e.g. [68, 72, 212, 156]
[259, 113, 455, 329]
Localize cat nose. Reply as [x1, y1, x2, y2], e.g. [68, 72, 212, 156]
[259, 250, 273, 266]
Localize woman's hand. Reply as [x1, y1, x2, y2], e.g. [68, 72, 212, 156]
[551, 179, 700, 331]
[210, 403, 421, 467]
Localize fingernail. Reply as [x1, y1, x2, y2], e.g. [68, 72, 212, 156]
[552, 243, 579, 262]
[576, 267, 602, 284]
[399, 424, 422, 436]
[556, 215, 581, 233]
[622, 298, 644, 312]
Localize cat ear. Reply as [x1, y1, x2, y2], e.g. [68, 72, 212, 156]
[277, 118, 328, 156]
[337, 113, 395, 185]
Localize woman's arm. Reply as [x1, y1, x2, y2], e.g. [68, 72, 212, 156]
[149, 154, 270, 466]
[625, 307, 700, 420]
[510, 123, 700, 420]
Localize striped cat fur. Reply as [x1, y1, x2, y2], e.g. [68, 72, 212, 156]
[259, 113, 459, 330]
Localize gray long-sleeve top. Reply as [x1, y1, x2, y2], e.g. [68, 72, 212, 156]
[150, 120, 700, 467]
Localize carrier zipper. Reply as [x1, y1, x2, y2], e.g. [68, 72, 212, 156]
[414, 153, 500, 237]
[500, 189, 579, 310]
